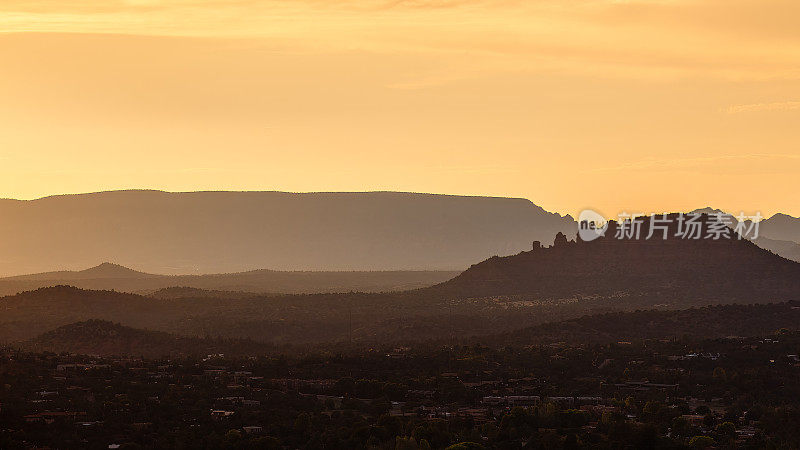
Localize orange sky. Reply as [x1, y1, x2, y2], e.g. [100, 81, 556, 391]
[0, 0, 798, 218]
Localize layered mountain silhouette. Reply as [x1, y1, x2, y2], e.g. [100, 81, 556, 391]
[0, 190, 575, 276]
[1, 191, 796, 279]
[434, 213, 800, 302]
[0, 262, 458, 296]
[2, 213, 799, 346]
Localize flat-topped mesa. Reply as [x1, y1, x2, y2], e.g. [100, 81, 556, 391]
[0, 190, 577, 275]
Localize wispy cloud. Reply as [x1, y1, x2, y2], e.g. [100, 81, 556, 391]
[722, 101, 800, 114]
[2, 0, 800, 83]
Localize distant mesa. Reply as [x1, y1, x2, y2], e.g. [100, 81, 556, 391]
[0, 190, 576, 276]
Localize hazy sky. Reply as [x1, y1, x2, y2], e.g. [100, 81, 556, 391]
[1, 0, 798, 218]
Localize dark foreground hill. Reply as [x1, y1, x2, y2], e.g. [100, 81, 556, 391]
[434, 214, 800, 304]
[0, 190, 575, 275]
[0, 262, 459, 296]
[21, 320, 270, 358]
[0, 286, 184, 342]
[20, 301, 800, 357]
[1, 286, 545, 345]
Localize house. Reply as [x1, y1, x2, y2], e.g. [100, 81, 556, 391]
[23, 411, 87, 425]
[481, 396, 505, 406]
[456, 408, 490, 423]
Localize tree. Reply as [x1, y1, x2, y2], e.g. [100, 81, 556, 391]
[689, 436, 715, 448]
[445, 443, 485, 450]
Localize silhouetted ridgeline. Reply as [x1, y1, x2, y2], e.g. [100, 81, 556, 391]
[434, 214, 800, 301]
[0, 262, 459, 296]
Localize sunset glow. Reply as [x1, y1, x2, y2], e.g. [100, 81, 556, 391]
[1, 0, 799, 216]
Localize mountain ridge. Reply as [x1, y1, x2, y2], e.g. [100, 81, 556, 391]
[0, 263, 459, 296]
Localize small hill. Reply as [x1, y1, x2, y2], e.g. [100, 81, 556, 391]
[0, 286, 179, 341]
[7, 262, 155, 281]
[21, 320, 271, 358]
[75, 262, 153, 279]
